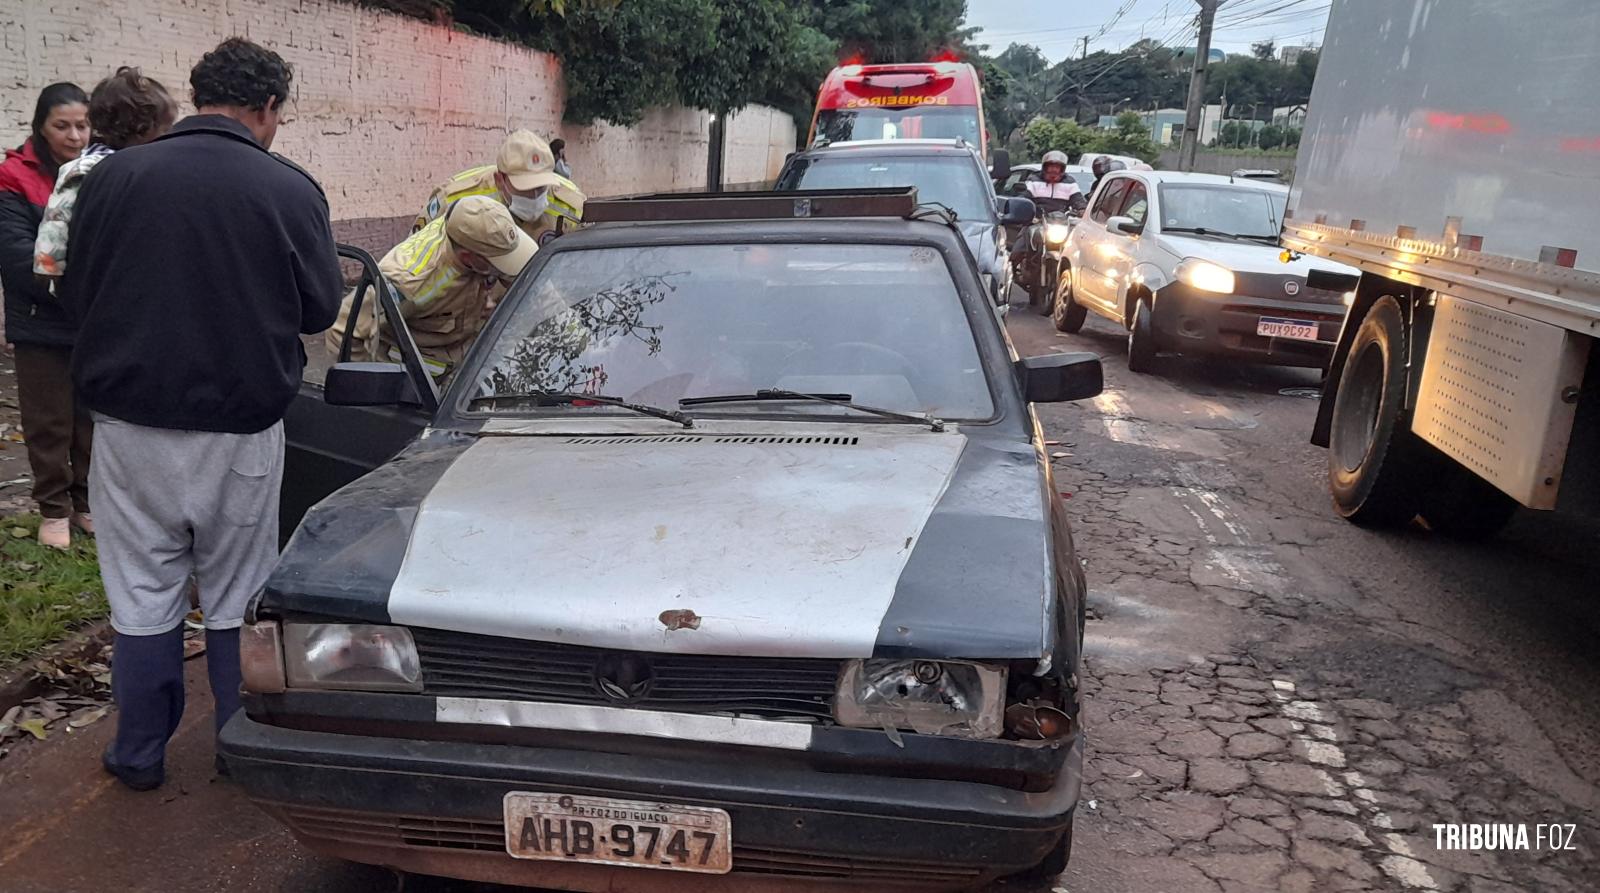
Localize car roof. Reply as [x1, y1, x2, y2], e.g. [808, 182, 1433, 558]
[567, 216, 970, 250]
[1014, 162, 1091, 173]
[1120, 170, 1288, 194]
[796, 139, 981, 158]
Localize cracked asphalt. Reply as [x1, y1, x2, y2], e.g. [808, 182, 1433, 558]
[0, 306, 1597, 892]
[1010, 307, 1600, 893]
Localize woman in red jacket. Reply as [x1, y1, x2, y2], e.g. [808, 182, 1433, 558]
[0, 83, 90, 548]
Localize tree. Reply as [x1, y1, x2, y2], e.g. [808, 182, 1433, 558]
[1094, 111, 1160, 163]
[1251, 40, 1276, 62]
[1257, 124, 1286, 150]
[1023, 117, 1097, 160]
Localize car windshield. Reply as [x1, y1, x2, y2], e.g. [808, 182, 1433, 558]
[1158, 185, 1287, 238]
[780, 155, 992, 221]
[815, 107, 982, 145]
[466, 243, 995, 420]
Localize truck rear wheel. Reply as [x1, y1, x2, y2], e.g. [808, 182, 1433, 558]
[1328, 296, 1425, 526]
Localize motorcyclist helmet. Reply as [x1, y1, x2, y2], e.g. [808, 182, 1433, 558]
[1041, 150, 1069, 181]
[1092, 156, 1113, 177]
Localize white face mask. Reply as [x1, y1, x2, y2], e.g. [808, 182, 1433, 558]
[508, 191, 550, 222]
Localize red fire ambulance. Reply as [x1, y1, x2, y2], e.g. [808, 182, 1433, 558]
[807, 61, 990, 157]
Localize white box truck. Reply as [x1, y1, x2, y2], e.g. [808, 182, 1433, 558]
[1284, 0, 1600, 537]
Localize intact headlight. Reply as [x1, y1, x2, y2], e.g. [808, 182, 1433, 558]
[1177, 257, 1236, 294]
[834, 659, 1006, 739]
[1045, 223, 1071, 244]
[283, 623, 422, 692]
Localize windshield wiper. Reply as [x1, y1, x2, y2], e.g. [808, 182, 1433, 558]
[468, 391, 693, 428]
[1165, 225, 1276, 243]
[679, 388, 945, 432]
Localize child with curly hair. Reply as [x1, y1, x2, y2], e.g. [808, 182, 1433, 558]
[34, 67, 178, 285]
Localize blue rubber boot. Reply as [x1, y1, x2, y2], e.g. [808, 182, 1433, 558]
[104, 627, 185, 791]
[205, 627, 242, 777]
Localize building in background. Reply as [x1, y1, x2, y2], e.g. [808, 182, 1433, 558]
[1273, 104, 1308, 128]
[1097, 105, 1222, 146]
[1279, 44, 1318, 66]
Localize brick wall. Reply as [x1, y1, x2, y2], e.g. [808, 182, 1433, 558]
[1, 0, 796, 261]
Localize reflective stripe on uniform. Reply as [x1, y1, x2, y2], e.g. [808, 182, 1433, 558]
[410, 265, 463, 307]
[407, 227, 448, 276]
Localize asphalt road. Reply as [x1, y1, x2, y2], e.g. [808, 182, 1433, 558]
[1, 303, 1598, 892]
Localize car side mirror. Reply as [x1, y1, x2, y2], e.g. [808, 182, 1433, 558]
[1000, 196, 1036, 226]
[990, 148, 1012, 182]
[1016, 352, 1103, 403]
[1109, 215, 1143, 236]
[326, 362, 424, 407]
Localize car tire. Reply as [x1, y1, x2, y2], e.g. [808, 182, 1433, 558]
[1419, 457, 1518, 539]
[1126, 297, 1157, 374]
[1009, 821, 1074, 881]
[1327, 296, 1427, 526]
[1053, 269, 1087, 333]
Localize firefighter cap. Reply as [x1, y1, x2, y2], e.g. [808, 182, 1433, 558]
[445, 195, 537, 278]
[497, 129, 565, 192]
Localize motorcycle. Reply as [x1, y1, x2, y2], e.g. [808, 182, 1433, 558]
[1017, 196, 1083, 315]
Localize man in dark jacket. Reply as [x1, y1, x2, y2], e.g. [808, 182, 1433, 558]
[62, 37, 343, 791]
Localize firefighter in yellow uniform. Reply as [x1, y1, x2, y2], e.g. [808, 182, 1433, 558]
[328, 195, 536, 376]
[415, 130, 584, 247]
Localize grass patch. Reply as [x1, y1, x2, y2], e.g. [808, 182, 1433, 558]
[0, 515, 105, 670]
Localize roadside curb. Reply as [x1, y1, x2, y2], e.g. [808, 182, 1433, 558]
[0, 621, 113, 715]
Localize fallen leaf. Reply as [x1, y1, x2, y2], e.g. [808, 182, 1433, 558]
[34, 699, 67, 721]
[68, 706, 109, 728]
[9, 527, 28, 538]
[14, 561, 35, 571]
[183, 637, 207, 660]
[1051, 451, 1070, 459]
[18, 719, 49, 740]
[1044, 440, 1061, 446]
[93, 671, 112, 686]
[0, 705, 19, 726]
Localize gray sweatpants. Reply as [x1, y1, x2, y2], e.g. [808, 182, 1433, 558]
[90, 415, 283, 636]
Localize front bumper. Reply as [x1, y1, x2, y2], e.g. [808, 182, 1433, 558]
[220, 708, 1082, 891]
[1151, 281, 1343, 368]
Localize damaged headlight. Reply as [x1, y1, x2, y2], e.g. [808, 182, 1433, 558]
[834, 659, 1006, 739]
[283, 623, 422, 693]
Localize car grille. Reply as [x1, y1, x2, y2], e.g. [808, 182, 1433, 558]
[412, 628, 840, 721]
[266, 804, 986, 884]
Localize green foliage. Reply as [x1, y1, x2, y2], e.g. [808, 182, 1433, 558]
[1023, 117, 1097, 159]
[0, 516, 104, 669]
[1023, 111, 1159, 165]
[369, 0, 976, 128]
[1211, 121, 1301, 150]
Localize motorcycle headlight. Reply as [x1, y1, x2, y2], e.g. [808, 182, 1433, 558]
[834, 659, 1006, 739]
[283, 623, 422, 692]
[1045, 223, 1071, 244]
[1177, 258, 1236, 294]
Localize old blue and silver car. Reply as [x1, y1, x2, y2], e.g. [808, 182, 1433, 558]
[223, 189, 1102, 891]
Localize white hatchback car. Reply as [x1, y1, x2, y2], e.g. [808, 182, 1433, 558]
[1057, 171, 1361, 373]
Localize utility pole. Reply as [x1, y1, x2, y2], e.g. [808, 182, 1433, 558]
[1178, 0, 1221, 171]
[1079, 36, 1090, 60]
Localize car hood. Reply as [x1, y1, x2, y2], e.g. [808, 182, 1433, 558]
[265, 428, 1056, 660]
[1158, 233, 1360, 277]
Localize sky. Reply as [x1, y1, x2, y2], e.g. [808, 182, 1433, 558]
[964, 0, 1332, 63]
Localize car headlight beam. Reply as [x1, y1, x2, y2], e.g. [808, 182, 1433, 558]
[834, 659, 1006, 739]
[282, 623, 423, 693]
[1178, 258, 1236, 294]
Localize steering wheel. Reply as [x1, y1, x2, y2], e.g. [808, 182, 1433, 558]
[779, 341, 919, 381]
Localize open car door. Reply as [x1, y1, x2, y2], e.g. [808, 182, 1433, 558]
[278, 244, 440, 544]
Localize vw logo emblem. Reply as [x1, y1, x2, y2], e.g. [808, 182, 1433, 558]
[1284, 280, 1301, 296]
[594, 653, 655, 702]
